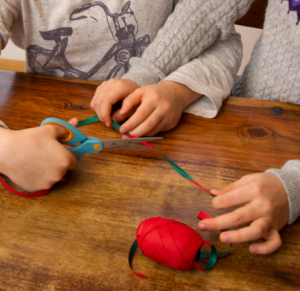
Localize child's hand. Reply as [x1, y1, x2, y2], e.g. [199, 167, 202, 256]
[198, 173, 289, 255]
[115, 81, 201, 137]
[0, 119, 78, 192]
[91, 79, 201, 137]
[90, 79, 140, 127]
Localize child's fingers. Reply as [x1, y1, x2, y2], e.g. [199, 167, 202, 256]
[90, 83, 109, 120]
[96, 92, 124, 127]
[91, 82, 131, 127]
[44, 124, 69, 139]
[39, 125, 78, 172]
[119, 88, 144, 116]
[129, 110, 164, 137]
[209, 189, 224, 195]
[249, 228, 282, 255]
[210, 182, 242, 196]
[49, 125, 78, 169]
[198, 204, 260, 231]
[212, 183, 255, 210]
[112, 107, 136, 124]
[210, 174, 255, 196]
[119, 101, 156, 135]
[67, 152, 79, 170]
[219, 218, 270, 244]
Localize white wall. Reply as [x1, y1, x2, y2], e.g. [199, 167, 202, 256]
[235, 25, 262, 75]
[1, 40, 25, 61]
[0, 25, 262, 75]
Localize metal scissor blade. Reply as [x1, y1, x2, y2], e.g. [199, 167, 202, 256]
[107, 144, 163, 151]
[102, 137, 163, 149]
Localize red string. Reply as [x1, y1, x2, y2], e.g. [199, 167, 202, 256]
[0, 175, 49, 198]
[125, 133, 212, 195]
[189, 179, 213, 195]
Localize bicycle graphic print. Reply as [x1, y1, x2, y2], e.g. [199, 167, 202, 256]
[27, 1, 150, 79]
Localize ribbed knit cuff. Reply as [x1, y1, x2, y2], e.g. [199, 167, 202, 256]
[121, 57, 166, 87]
[162, 74, 220, 119]
[0, 120, 8, 129]
[266, 161, 300, 224]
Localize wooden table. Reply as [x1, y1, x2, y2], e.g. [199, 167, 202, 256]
[0, 70, 299, 291]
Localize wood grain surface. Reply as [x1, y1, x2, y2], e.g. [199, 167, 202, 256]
[0, 71, 299, 291]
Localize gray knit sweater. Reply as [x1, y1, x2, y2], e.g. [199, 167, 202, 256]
[231, 0, 300, 224]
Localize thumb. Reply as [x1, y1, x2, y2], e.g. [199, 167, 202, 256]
[68, 117, 78, 127]
[51, 118, 78, 139]
[52, 124, 70, 139]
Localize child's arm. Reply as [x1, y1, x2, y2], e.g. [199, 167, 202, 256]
[120, 0, 253, 86]
[198, 160, 300, 255]
[0, 1, 21, 51]
[91, 25, 242, 136]
[91, 0, 252, 135]
[0, 120, 78, 192]
[162, 25, 242, 119]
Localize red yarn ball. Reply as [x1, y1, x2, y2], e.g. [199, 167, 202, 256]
[136, 217, 207, 271]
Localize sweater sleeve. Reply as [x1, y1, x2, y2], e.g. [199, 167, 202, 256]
[162, 25, 242, 118]
[0, 120, 8, 129]
[266, 160, 300, 224]
[122, 0, 254, 86]
[0, 0, 21, 50]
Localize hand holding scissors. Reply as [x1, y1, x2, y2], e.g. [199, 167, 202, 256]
[41, 118, 163, 161]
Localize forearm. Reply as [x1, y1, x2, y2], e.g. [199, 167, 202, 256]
[163, 26, 243, 118]
[0, 125, 12, 175]
[122, 0, 253, 86]
[266, 160, 300, 224]
[159, 80, 202, 110]
[0, 0, 21, 50]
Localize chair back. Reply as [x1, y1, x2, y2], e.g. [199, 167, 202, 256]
[235, 0, 268, 29]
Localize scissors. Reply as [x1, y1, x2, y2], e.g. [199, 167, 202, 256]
[41, 118, 163, 161]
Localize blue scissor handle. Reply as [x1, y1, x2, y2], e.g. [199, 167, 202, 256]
[41, 117, 86, 145]
[41, 117, 103, 160]
[68, 136, 103, 161]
